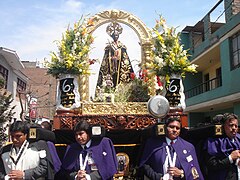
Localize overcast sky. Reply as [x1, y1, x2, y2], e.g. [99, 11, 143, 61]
[0, 0, 224, 97]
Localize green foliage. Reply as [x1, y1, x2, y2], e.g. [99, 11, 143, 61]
[0, 78, 4, 89]
[128, 79, 150, 102]
[0, 91, 15, 124]
[114, 78, 150, 102]
[0, 76, 15, 146]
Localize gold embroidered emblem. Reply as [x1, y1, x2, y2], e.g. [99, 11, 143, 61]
[215, 124, 222, 135]
[191, 166, 199, 179]
[156, 124, 165, 135]
[29, 128, 37, 139]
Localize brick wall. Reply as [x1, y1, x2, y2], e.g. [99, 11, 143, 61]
[21, 67, 57, 120]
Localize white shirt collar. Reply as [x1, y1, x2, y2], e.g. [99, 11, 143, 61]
[165, 137, 177, 145]
[81, 139, 92, 149]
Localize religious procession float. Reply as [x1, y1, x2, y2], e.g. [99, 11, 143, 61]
[46, 10, 218, 179]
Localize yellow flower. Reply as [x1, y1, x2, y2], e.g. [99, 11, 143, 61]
[81, 28, 87, 36]
[47, 15, 95, 77]
[142, 15, 198, 94]
[186, 64, 198, 73]
[159, 16, 166, 26]
[87, 18, 94, 27]
[66, 59, 73, 69]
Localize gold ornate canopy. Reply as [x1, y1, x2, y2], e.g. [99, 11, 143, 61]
[80, 10, 152, 101]
[79, 9, 153, 115]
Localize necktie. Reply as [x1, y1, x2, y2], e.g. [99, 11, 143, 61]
[82, 146, 90, 173]
[169, 140, 174, 157]
[82, 146, 87, 159]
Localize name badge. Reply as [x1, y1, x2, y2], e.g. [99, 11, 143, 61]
[186, 155, 193, 162]
[88, 156, 94, 165]
[91, 164, 98, 171]
[39, 150, 47, 158]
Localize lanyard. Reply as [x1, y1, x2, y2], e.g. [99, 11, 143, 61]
[79, 152, 89, 170]
[10, 140, 29, 166]
[166, 146, 177, 167]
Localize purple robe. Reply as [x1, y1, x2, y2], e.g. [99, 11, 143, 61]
[47, 141, 62, 173]
[206, 134, 240, 156]
[62, 137, 118, 180]
[140, 136, 204, 180]
[204, 133, 240, 180]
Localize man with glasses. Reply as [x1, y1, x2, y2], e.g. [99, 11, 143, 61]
[0, 120, 48, 179]
[140, 117, 203, 180]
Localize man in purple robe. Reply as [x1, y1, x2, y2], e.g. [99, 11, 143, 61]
[204, 113, 240, 180]
[140, 117, 204, 180]
[61, 120, 118, 180]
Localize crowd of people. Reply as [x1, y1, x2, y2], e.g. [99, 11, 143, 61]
[0, 120, 118, 180]
[0, 113, 239, 180]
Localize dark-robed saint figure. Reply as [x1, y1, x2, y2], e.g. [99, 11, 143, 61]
[97, 21, 134, 89]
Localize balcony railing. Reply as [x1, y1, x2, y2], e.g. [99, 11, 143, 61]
[185, 76, 222, 99]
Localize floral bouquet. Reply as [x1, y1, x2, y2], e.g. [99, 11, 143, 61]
[144, 16, 198, 95]
[47, 16, 94, 78]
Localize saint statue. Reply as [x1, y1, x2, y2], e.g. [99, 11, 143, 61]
[97, 22, 134, 89]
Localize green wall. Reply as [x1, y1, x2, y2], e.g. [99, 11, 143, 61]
[188, 107, 235, 127]
[186, 38, 240, 107]
[233, 102, 240, 118]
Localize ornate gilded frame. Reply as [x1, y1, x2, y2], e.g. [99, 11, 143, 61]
[115, 152, 130, 176]
[80, 10, 152, 100]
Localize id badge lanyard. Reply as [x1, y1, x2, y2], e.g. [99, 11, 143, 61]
[79, 152, 89, 170]
[166, 146, 177, 179]
[166, 146, 177, 167]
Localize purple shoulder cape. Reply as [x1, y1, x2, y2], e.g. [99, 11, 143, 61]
[62, 137, 117, 179]
[205, 133, 240, 157]
[140, 136, 204, 180]
[204, 133, 240, 180]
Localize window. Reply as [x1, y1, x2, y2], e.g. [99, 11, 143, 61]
[231, 32, 240, 69]
[204, 73, 210, 92]
[216, 67, 222, 87]
[17, 78, 26, 91]
[0, 64, 8, 89]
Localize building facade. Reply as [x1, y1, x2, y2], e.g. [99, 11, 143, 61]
[181, 0, 240, 126]
[21, 61, 57, 121]
[0, 47, 28, 120]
